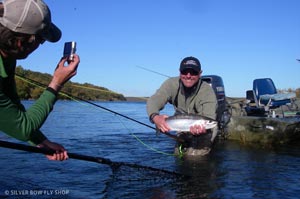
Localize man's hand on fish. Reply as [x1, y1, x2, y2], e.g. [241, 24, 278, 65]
[152, 114, 171, 133]
[189, 124, 206, 135]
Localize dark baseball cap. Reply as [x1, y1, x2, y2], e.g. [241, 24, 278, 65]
[0, 0, 61, 42]
[180, 56, 201, 72]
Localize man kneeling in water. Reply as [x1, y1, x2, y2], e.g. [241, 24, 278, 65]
[147, 56, 218, 158]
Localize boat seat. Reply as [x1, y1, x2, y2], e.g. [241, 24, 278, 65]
[253, 78, 296, 109]
[259, 93, 296, 108]
[246, 90, 258, 107]
[245, 90, 265, 116]
[245, 78, 296, 116]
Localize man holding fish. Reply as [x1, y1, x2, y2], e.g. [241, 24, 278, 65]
[147, 56, 217, 157]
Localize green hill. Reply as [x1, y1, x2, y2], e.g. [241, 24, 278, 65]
[15, 66, 126, 101]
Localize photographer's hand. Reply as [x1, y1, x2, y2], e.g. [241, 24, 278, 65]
[37, 139, 68, 161]
[48, 54, 80, 92]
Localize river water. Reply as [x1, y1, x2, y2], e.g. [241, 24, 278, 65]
[0, 101, 300, 199]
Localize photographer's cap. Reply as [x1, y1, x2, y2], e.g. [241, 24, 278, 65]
[0, 0, 61, 42]
[180, 56, 201, 72]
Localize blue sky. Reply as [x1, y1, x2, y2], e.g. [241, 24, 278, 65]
[18, 0, 300, 97]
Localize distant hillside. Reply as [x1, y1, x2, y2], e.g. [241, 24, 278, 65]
[15, 66, 126, 101]
[125, 96, 148, 102]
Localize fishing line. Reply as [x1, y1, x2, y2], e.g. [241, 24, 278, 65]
[98, 102, 176, 157]
[130, 133, 175, 156]
[71, 84, 121, 95]
[15, 74, 180, 156]
[16, 75, 88, 107]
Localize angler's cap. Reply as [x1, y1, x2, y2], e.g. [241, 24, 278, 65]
[180, 56, 201, 72]
[0, 0, 61, 42]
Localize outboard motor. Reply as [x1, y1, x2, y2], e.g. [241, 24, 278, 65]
[202, 75, 231, 136]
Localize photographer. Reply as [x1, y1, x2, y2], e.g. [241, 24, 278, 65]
[0, 0, 80, 161]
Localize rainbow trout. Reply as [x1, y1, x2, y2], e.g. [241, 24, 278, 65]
[165, 114, 217, 132]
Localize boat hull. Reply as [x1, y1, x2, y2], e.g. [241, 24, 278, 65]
[226, 116, 300, 146]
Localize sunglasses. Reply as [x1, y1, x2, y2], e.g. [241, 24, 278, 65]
[181, 69, 199, 76]
[14, 34, 46, 47]
[27, 34, 45, 45]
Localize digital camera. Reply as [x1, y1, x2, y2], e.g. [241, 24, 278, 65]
[63, 41, 76, 61]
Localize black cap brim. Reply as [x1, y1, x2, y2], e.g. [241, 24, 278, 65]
[180, 64, 200, 73]
[40, 23, 61, 43]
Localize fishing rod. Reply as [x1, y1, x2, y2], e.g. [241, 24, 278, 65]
[15, 74, 183, 142]
[136, 65, 171, 78]
[0, 140, 185, 178]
